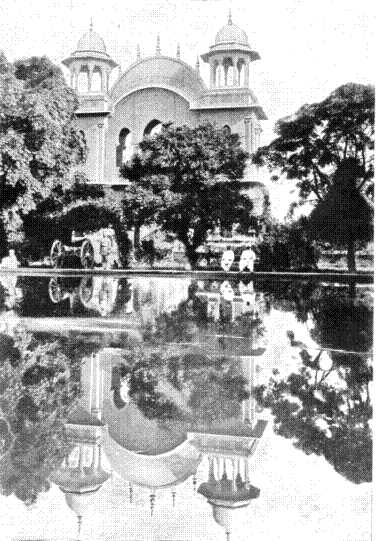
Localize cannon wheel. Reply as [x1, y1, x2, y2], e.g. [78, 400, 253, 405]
[50, 240, 64, 268]
[80, 239, 95, 269]
[48, 277, 63, 303]
[79, 276, 94, 304]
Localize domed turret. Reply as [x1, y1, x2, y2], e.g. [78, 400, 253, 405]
[215, 13, 249, 47]
[77, 30, 107, 54]
[201, 12, 260, 89]
[63, 22, 118, 94]
[198, 455, 260, 541]
[50, 424, 111, 539]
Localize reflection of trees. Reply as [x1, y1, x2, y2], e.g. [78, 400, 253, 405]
[144, 280, 266, 352]
[0, 331, 101, 504]
[115, 350, 249, 427]
[254, 349, 372, 484]
[254, 283, 372, 483]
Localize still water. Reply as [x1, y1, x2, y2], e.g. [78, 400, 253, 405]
[0, 273, 373, 541]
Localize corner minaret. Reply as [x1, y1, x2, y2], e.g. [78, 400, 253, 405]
[201, 12, 260, 89]
[62, 22, 118, 95]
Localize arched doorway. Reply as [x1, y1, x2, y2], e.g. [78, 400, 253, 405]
[116, 128, 133, 167]
[144, 119, 163, 137]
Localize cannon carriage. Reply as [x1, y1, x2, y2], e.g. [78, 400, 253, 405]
[50, 226, 120, 269]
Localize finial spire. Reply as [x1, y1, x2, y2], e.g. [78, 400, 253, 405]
[176, 43, 181, 59]
[90, 17, 93, 31]
[129, 482, 134, 503]
[156, 34, 161, 55]
[136, 44, 141, 61]
[150, 491, 156, 516]
[228, 8, 232, 25]
[77, 516, 83, 541]
[171, 490, 176, 507]
[196, 55, 200, 73]
[226, 531, 231, 541]
[192, 474, 197, 492]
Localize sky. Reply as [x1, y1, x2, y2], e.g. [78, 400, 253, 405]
[0, 0, 375, 217]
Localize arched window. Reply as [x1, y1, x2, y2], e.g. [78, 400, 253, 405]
[91, 67, 102, 92]
[116, 128, 133, 167]
[237, 59, 246, 86]
[78, 66, 89, 93]
[223, 125, 231, 136]
[223, 58, 233, 87]
[144, 119, 163, 137]
[215, 64, 223, 87]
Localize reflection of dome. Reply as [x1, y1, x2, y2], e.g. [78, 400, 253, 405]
[103, 432, 201, 488]
[64, 491, 100, 517]
[213, 505, 247, 532]
[215, 21, 249, 46]
[77, 30, 106, 53]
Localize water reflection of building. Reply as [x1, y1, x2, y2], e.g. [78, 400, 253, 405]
[130, 278, 191, 326]
[196, 280, 264, 322]
[198, 455, 260, 541]
[62, 339, 267, 539]
[50, 419, 111, 539]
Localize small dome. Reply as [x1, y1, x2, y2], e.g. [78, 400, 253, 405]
[65, 491, 99, 517]
[215, 19, 249, 46]
[77, 29, 107, 53]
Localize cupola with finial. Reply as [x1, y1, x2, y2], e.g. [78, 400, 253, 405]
[62, 19, 118, 95]
[201, 11, 260, 89]
[197, 455, 260, 541]
[50, 422, 111, 540]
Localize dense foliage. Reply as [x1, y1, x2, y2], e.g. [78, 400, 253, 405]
[254, 283, 373, 483]
[22, 200, 131, 266]
[0, 331, 94, 503]
[253, 83, 374, 270]
[0, 54, 86, 256]
[256, 217, 319, 271]
[120, 123, 256, 264]
[308, 159, 373, 271]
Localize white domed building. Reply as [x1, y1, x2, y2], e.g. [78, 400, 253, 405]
[63, 15, 268, 223]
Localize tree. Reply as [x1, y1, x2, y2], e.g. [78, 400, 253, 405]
[0, 331, 100, 504]
[0, 54, 86, 253]
[308, 159, 373, 271]
[253, 83, 374, 271]
[254, 348, 372, 484]
[121, 123, 255, 265]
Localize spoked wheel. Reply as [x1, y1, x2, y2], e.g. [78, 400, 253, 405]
[80, 239, 95, 269]
[79, 276, 94, 304]
[50, 240, 64, 268]
[48, 277, 63, 303]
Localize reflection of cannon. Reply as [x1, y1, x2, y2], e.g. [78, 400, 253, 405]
[50, 227, 120, 269]
[79, 276, 119, 316]
[48, 276, 119, 316]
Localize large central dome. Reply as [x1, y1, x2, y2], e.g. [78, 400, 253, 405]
[215, 21, 249, 46]
[77, 29, 107, 53]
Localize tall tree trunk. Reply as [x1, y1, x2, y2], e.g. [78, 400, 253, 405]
[185, 244, 199, 268]
[134, 225, 140, 250]
[346, 237, 356, 272]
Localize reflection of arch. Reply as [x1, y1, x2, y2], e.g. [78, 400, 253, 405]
[78, 66, 89, 93]
[116, 128, 133, 167]
[111, 366, 129, 410]
[144, 119, 163, 137]
[91, 67, 102, 92]
[102, 432, 201, 488]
